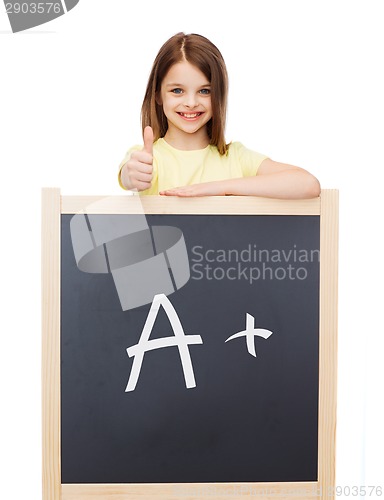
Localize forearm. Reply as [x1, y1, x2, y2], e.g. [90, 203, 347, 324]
[221, 169, 321, 199]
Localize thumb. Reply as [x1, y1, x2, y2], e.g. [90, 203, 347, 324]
[142, 126, 154, 154]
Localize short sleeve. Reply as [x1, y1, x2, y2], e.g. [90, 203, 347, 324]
[233, 142, 269, 177]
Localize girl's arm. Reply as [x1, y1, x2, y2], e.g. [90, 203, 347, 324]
[160, 159, 321, 199]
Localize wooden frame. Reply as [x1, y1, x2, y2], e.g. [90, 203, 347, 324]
[42, 189, 338, 500]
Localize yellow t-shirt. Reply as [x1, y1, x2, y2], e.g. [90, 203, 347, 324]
[118, 138, 268, 195]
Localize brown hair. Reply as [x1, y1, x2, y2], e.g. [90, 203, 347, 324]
[141, 32, 229, 155]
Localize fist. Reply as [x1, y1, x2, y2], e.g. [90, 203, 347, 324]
[122, 126, 154, 191]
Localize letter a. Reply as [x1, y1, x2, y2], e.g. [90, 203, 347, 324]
[125, 294, 203, 392]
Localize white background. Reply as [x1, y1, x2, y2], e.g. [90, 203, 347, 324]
[1, 0, 383, 497]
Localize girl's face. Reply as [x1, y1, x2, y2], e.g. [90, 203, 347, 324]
[158, 60, 212, 148]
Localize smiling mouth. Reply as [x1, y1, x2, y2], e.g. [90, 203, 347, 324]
[177, 112, 203, 119]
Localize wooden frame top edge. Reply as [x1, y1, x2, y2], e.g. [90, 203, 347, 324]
[57, 192, 328, 215]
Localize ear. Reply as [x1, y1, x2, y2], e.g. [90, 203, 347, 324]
[155, 91, 162, 106]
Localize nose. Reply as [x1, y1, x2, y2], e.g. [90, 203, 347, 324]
[184, 92, 198, 108]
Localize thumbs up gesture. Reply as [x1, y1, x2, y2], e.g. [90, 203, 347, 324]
[121, 126, 154, 191]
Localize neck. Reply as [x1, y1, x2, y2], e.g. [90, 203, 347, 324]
[163, 127, 210, 151]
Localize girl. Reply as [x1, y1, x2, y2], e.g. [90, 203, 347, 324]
[118, 33, 320, 199]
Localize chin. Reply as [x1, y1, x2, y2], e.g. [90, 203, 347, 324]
[182, 122, 209, 134]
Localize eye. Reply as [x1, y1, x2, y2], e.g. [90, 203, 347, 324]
[171, 88, 183, 94]
[199, 88, 211, 95]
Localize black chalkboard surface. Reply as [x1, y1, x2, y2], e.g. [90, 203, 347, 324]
[61, 213, 320, 484]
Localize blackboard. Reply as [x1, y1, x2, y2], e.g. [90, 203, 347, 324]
[42, 192, 338, 500]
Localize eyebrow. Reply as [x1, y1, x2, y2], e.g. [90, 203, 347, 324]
[165, 83, 211, 87]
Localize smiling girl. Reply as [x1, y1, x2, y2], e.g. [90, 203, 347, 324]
[118, 33, 320, 199]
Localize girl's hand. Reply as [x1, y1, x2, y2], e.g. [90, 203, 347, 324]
[120, 126, 153, 191]
[160, 180, 227, 197]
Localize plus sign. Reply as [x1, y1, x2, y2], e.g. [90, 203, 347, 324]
[225, 314, 273, 357]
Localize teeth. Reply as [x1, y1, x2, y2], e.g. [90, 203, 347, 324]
[179, 113, 201, 118]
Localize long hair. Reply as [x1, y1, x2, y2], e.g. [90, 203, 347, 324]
[141, 32, 229, 155]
